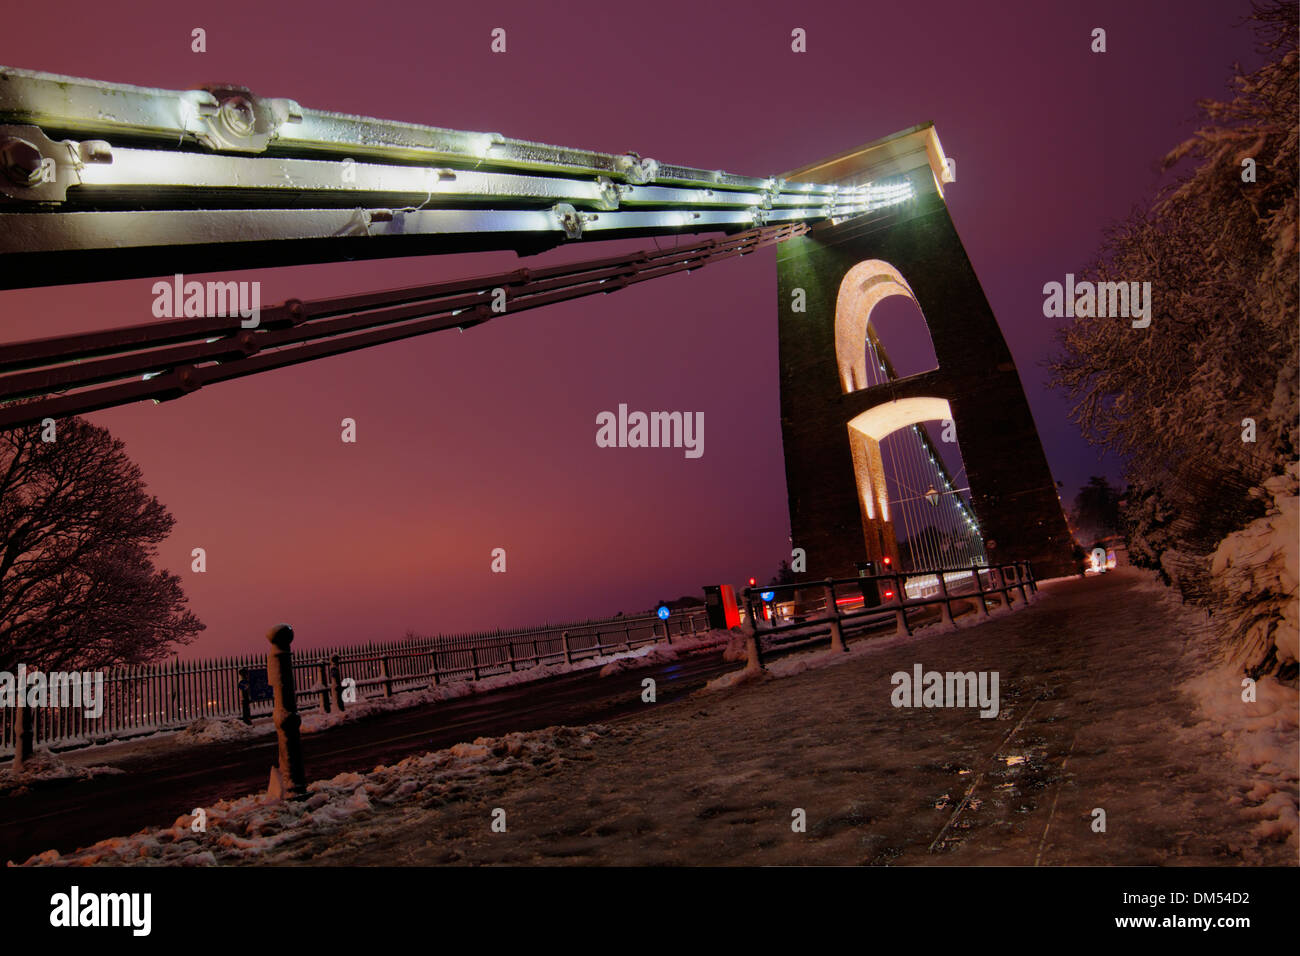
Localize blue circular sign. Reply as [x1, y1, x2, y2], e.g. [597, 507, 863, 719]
[656, 605, 670, 620]
[760, 590, 776, 602]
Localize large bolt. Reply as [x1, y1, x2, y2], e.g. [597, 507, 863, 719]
[235, 330, 259, 355]
[218, 96, 256, 138]
[0, 137, 47, 186]
[175, 366, 202, 393]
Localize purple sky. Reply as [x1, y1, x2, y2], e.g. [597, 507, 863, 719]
[0, 0, 1264, 656]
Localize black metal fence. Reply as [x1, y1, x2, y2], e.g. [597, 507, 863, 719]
[741, 561, 1037, 658]
[0, 608, 710, 755]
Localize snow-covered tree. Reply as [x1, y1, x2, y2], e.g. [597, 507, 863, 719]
[1051, 1, 1297, 671]
[1210, 463, 1297, 678]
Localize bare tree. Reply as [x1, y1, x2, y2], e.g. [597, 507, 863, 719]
[0, 415, 204, 672]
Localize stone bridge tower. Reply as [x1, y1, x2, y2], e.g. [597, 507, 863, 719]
[776, 124, 1076, 580]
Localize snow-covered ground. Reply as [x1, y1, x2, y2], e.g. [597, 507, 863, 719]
[0, 750, 125, 798]
[17, 569, 1297, 866]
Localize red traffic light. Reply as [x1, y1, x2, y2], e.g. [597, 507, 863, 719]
[882, 556, 892, 566]
[884, 589, 895, 599]
[748, 577, 757, 587]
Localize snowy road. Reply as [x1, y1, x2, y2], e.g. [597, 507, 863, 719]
[14, 569, 1298, 866]
[276, 569, 1284, 867]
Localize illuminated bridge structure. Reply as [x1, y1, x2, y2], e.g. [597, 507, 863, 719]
[0, 66, 1074, 578]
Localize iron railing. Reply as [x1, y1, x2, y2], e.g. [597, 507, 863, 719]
[740, 561, 1037, 659]
[0, 607, 709, 755]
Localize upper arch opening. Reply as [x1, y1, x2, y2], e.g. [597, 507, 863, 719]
[834, 260, 939, 392]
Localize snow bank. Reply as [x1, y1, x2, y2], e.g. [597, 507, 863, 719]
[17, 724, 612, 866]
[0, 749, 125, 797]
[1210, 461, 1299, 672]
[177, 716, 263, 744]
[594, 631, 725, 676]
[701, 664, 770, 693]
[1180, 664, 1299, 849]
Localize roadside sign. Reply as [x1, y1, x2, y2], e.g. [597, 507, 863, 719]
[241, 667, 274, 703]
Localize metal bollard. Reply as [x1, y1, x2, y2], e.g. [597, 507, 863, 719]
[267, 624, 307, 800]
[561, 630, 573, 665]
[378, 656, 393, 698]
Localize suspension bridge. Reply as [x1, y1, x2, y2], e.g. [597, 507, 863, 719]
[0, 65, 1075, 581]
